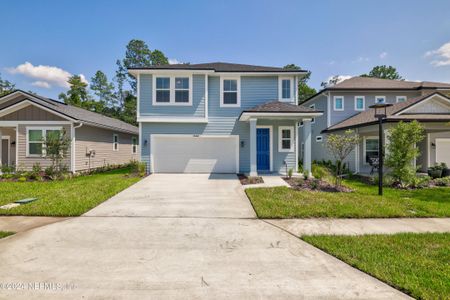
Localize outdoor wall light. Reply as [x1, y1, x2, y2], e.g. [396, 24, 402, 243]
[240, 140, 245, 148]
[432, 142, 436, 147]
[144, 140, 148, 146]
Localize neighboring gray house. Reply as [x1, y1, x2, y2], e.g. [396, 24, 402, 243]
[299, 77, 450, 174]
[0, 90, 139, 172]
[129, 62, 322, 176]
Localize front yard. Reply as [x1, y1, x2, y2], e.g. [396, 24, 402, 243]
[303, 233, 450, 299]
[0, 168, 141, 216]
[246, 178, 450, 218]
[0, 231, 14, 239]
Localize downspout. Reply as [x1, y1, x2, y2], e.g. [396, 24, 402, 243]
[71, 122, 83, 173]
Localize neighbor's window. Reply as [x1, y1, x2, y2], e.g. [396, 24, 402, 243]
[113, 134, 119, 151]
[132, 137, 137, 154]
[279, 126, 294, 152]
[364, 137, 379, 164]
[175, 77, 189, 103]
[334, 96, 344, 111]
[375, 96, 386, 104]
[396, 96, 407, 103]
[316, 136, 323, 142]
[355, 96, 365, 111]
[27, 128, 61, 157]
[221, 78, 239, 106]
[155, 77, 170, 103]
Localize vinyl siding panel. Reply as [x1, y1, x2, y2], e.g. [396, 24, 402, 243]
[75, 125, 138, 171]
[17, 124, 72, 170]
[0, 105, 66, 121]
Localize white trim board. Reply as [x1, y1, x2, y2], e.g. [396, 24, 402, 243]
[220, 76, 241, 108]
[395, 93, 450, 115]
[278, 76, 294, 102]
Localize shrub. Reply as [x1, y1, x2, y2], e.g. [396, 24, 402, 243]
[44, 166, 56, 180]
[386, 121, 425, 187]
[1, 164, 15, 174]
[288, 168, 293, 179]
[434, 176, 450, 187]
[312, 164, 331, 180]
[18, 176, 27, 182]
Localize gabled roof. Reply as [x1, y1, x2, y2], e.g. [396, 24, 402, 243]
[128, 62, 308, 73]
[323, 92, 450, 133]
[0, 90, 138, 134]
[301, 77, 450, 105]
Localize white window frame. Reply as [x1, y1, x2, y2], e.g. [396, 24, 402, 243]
[26, 126, 62, 157]
[315, 136, 323, 142]
[354, 96, 365, 111]
[132, 136, 138, 154]
[396, 95, 407, 103]
[152, 75, 193, 106]
[375, 95, 386, 104]
[278, 77, 294, 102]
[220, 76, 241, 107]
[309, 104, 316, 124]
[113, 133, 119, 151]
[333, 96, 344, 111]
[278, 126, 294, 152]
[363, 136, 379, 165]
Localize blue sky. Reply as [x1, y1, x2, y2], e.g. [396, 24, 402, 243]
[2, 0, 450, 98]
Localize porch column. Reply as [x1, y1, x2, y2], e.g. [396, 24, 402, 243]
[249, 118, 257, 176]
[302, 119, 312, 177]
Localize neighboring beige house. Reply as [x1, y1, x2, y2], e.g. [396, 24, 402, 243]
[0, 90, 139, 172]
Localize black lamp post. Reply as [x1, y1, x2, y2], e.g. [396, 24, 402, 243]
[369, 103, 393, 196]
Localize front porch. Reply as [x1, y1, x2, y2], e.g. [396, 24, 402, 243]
[239, 101, 323, 177]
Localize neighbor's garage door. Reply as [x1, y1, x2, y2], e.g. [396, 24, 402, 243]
[152, 135, 239, 173]
[436, 138, 450, 166]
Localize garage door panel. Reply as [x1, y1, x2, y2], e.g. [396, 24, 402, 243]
[152, 135, 238, 173]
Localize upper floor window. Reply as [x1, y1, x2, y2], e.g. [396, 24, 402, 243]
[279, 77, 293, 101]
[113, 134, 119, 151]
[333, 96, 344, 111]
[153, 75, 192, 106]
[220, 77, 240, 107]
[396, 96, 407, 103]
[375, 96, 386, 104]
[278, 126, 294, 152]
[355, 96, 365, 111]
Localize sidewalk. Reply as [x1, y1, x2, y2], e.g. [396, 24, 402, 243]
[0, 216, 69, 233]
[265, 218, 450, 236]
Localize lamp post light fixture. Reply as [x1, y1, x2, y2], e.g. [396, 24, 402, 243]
[369, 103, 393, 196]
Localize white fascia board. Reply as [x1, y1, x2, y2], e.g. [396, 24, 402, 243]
[239, 112, 323, 121]
[0, 99, 76, 122]
[129, 69, 215, 76]
[137, 117, 208, 123]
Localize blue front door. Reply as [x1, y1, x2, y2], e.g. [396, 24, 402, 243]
[257, 128, 270, 172]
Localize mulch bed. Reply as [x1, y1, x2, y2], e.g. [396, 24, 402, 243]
[238, 174, 264, 185]
[283, 177, 353, 193]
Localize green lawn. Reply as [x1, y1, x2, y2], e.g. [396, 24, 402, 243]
[0, 231, 14, 239]
[303, 233, 450, 300]
[246, 179, 450, 218]
[0, 168, 141, 216]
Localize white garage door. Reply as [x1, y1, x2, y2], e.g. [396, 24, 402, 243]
[436, 138, 450, 166]
[152, 135, 239, 173]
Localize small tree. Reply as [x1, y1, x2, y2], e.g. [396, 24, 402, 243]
[326, 130, 360, 186]
[385, 121, 425, 187]
[43, 129, 71, 174]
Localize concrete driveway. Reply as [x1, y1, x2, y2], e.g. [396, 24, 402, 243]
[0, 174, 408, 299]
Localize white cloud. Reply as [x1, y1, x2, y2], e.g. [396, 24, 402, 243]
[353, 56, 369, 63]
[6, 61, 88, 88]
[425, 41, 450, 66]
[322, 75, 352, 88]
[31, 81, 51, 89]
[379, 52, 388, 59]
[168, 58, 181, 65]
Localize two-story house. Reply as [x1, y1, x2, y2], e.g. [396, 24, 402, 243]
[129, 62, 322, 176]
[299, 77, 450, 174]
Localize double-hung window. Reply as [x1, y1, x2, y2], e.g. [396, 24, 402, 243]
[132, 137, 138, 154]
[113, 134, 119, 151]
[334, 96, 344, 111]
[278, 126, 294, 152]
[279, 77, 293, 101]
[220, 77, 240, 107]
[153, 75, 192, 105]
[396, 96, 407, 103]
[27, 127, 61, 157]
[364, 137, 379, 164]
[355, 96, 365, 111]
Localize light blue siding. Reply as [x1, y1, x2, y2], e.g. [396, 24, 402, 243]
[139, 74, 205, 117]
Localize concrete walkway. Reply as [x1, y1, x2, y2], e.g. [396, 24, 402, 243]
[266, 218, 450, 236]
[0, 216, 69, 233]
[242, 175, 290, 189]
[0, 174, 409, 299]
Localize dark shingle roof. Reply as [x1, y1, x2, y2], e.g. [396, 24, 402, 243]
[128, 62, 308, 73]
[243, 101, 321, 113]
[324, 92, 450, 132]
[1, 90, 138, 134]
[329, 77, 450, 90]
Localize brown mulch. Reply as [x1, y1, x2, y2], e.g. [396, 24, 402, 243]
[283, 177, 353, 193]
[238, 174, 264, 185]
